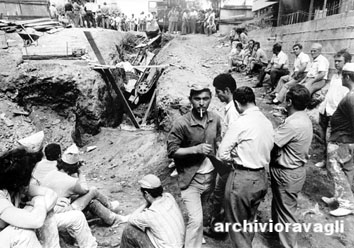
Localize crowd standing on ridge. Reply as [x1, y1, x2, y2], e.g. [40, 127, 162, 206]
[2, 10, 354, 248]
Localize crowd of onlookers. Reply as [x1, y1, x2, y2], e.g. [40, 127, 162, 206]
[49, 0, 157, 32]
[167, 8, 217, 35]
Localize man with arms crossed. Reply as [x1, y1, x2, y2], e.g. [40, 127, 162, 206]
[167, 85, 222, 248]
[270, 85, 313, 248]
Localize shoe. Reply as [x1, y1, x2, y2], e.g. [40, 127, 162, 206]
[330, 208, 353, 217]
[315, 161, 326, 168]
[170, 169, 178, 177]
[202, 237, 206, 244]
[321, 196, 337, 205]
[110, 200, 120, 213]
[168, 161, 175, 169]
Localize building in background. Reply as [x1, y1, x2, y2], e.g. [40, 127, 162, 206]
[0, 0, 50, 19]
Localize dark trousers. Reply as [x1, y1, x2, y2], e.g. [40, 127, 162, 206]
[121, 224, 155, 248]
[270, 68, 289, 89]
[83, 11, 96, 28]
[225, 168, 268, 248]
[270, 165, 306, 248]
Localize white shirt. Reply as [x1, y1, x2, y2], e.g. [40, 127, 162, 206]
[223, 101, 239, 132]
[218, 106, 274, 169]
[319, 73, 349, 116]
[307, 54, 329, 79]
[32, 158, 58, 183]
[271, 51, 289, 70]
[294, 52, 310, 72]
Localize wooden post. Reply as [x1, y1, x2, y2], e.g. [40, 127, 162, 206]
[84, 31, 140, 129]
[277, 0, 284, 26]
[308, 0, 314, 21]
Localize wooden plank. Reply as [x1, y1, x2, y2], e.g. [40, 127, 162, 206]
[23, 54, 79, 60]
[83, 31, 140, 129]
[141, 88, 157, 125]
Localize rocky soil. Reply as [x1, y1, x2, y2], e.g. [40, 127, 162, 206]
[1, 29, 354, 248]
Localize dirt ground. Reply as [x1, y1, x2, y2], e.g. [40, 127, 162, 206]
[2, 30, 354, 248]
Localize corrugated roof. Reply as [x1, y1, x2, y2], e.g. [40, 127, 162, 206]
[252, 0, 277, 11]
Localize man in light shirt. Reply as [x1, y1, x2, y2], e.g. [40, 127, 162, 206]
[255, 43, 289, 90]
[120, 174, 185, 248]
[270, 85, 313, 248]
[300, 43, 329, 96]
[167, 85, 221, 248]
[316, 49, 351, 168]
[218, 86, 274, 248]
[271, 43, 310, 104]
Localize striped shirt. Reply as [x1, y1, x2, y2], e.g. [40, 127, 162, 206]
[129, 193, 185, 248]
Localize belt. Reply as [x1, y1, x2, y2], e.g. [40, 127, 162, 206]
[232, 163, 264, 171]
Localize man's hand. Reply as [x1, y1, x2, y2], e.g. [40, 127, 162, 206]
[195, 143, 213, 155]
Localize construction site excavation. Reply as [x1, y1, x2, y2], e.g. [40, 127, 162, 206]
[2, 0, 354, 247]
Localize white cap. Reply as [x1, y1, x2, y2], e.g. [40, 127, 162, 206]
[18, 131, 44, 152]
[343, 63, 354, 73]
[62, 144, 80, 165]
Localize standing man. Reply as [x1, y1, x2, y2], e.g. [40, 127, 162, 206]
[204, 73, 239, 239]
[321, 63, 354, 216]
[255, 43, 289, 90]
[218, 86, 274, 248]
[167, 85, 222, 248]
[120, 174, 185, 248]
[271, 43, 310, 104]
[270, 85, 313, 248]
[315, 50, 351, 168]
[300, 43, 329, 96]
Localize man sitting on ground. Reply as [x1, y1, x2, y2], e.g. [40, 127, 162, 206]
[270, 43, 310, 104]
[228, 42, 245, 72]
[300, 43, 329, 96]
[120, 174, 185, 248]
[255, 43, 289, 90]
[37, 144, 122, 226]
[246, 42, 268, 78]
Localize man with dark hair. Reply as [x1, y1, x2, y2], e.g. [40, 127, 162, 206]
[167, 84, 222, 248]
[270, 43, 310, 104]
[315, 49, 351, 168]
[322, 63, 354, 216]
[270, 84, 313, 248]
[255, 43, 289, 90]
[120, 174, 185, 248]
[247, 42, 268, 77]
[218, 86, 274, 248]
[32, 143, 61, 183]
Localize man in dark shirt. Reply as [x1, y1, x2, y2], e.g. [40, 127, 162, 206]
[323, 63, 354, 216]
[167, 84, 221, 248]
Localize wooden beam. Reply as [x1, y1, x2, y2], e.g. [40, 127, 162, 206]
[308, 0, 314, 21]
[141, 88, 157, 125]
[83, 31, 140, 129]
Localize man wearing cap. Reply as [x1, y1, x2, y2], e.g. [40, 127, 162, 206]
[270, 85, 313, 248]
[38, 144, 122, 226]
[167, 84, 222, 248]
[218, 86, 274, 248]
[120, 174, 185, 248]
[321, 62, 354, 217]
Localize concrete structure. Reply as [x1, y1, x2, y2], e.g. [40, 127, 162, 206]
[248, 10, 354, 77]
[0, 0, 50, 19]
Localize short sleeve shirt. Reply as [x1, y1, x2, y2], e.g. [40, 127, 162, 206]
[294, 52, 310, 72]
[275, 111, 313, 169]
[129, 193, 185, 248]
[255, 48, 268, 64]
[306, 54, 329, 79]
[41, 171, 78, 198]
[271, 51, 289, 69]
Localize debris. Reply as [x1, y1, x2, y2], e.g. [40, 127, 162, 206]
[302, 203, 323, 216]
[0, 113, 14, 127]
[13, 110, 30, 116]
[86, 146, 97, 152]
[202, 64, 211, 68]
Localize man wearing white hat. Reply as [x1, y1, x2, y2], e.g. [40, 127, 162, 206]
[40, 144, 122, 226]
[322, 62, 354, 216]
[167, 84, 221, 248]
[120, 174, 185, 248]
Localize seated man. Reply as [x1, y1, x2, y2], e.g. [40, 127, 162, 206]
[246, 42, 268, 77]
[120, 174, 185, 248]
[228, 42, 245, 72]
[270, 43, 310, 104]
[0, 147, 57, 248]
[255, 43, 289, 90]
[300, 43, 329, 96]
[37, 144, 121, 226]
